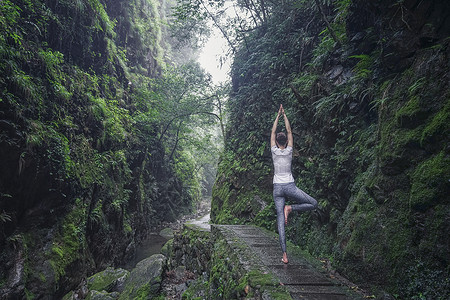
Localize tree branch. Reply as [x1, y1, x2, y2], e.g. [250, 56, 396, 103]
[313, 0, 341, 46]
[199, 0, 237, 54]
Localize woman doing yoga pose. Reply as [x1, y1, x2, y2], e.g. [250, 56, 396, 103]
[270, 104, 318, 264]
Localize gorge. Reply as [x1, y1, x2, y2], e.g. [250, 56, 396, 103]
[1, 0, 449, 299]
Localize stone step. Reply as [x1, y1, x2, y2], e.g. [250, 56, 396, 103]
[212, 224, 363, 300]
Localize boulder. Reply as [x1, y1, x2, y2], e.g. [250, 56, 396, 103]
[159, 227, 174, 239]
[87, 267, 129, 293]
[160, 238, 173, 257]
[119, 254, 166, 299]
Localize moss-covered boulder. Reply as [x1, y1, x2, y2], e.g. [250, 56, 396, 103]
[159, 227, 175, 239]
[161, 238, 174, 257]
[87, 267, 129, 293]
[119, 254, 166, 299]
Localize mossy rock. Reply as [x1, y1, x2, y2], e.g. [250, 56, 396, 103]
[409, 152, 450, 211]
[420, 99, 450, 145]
[118, 254, 166, 299]
[87, 267, 129, 293]
[181, 276, 208, 299]
[61, 291, 75, 300]
[395, 95, 426, 128]
[378, 125, 424, 175]
[159, 228, 174, 239]
[160, 238, 173, 257]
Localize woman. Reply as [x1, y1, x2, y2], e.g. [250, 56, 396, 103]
[270, 104, 318, 264]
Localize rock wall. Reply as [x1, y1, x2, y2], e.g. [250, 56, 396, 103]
[211, 0, 450, 298]
[0, 0, 194, 298]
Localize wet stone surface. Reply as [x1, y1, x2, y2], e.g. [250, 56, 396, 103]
[214, 225, 364, 300]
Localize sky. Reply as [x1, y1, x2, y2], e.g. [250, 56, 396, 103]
[198, 26, 231, 84]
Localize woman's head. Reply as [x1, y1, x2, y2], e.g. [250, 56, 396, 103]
[276, 132, 287, 147]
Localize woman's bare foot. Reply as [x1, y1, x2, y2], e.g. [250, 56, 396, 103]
[284, 205, 292, 225]
[282, 252, 289, 264]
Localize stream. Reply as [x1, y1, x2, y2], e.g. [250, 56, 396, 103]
[122, 233, 169, 270]
[123, 199, 211, 271]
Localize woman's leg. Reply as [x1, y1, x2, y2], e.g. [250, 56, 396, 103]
[273, 185, 287, 255]
[285, 182, 318, 212]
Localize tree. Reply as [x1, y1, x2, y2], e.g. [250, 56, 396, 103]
[171, 0, 276, 56]
[139, 61, 225, 200]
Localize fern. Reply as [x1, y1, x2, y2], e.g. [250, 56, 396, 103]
[0, 211, 12, 223]
[349, 54, 374, 79]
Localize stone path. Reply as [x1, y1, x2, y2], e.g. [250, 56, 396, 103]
[214, 225, 363, 300]
[186, 213, 211, 230]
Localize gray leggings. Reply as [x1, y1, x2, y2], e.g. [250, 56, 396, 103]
[273, 182, 318, 253]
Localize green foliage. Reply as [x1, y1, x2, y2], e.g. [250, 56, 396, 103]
[310, 30, 335, 67]
[349, 54, 374, 79]
[212, 1, 450, 299]
[404, 260, 450, 300]
[252, 202, 276, 231]
[0, 1, 24, 46]
[86, 0, 116, 37]
[290, 73, 319, 97]
[0, 1, 226, 297]
[0, 211, 12, 223]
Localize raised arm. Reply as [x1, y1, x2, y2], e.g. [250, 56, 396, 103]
[282, 106, 294, 147]
[270, 105, 283, 147]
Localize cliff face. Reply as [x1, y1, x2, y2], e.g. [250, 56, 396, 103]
[0, 0, 192, 298]
[212, 0, 450, 298]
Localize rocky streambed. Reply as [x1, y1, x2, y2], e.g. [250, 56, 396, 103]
[62, 201, 211, 300]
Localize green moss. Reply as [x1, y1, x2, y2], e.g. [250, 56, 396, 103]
[253, 202, 276, 231]
[246, 270, 278, 286]
[181, 278, 208, 299]
[87, 267, 129, 292]
[207, 227, 293, 299]
[235, 270, 292, 300]
[409, 151, 450, 211]
[134, 282, 151, 299]
[61, 291, 74, 300]
[160, 239, 173, 257]
[395, 95, 420, 125]
[123, 219, 132, 233]
[119, 277, 161, 300]
[378, 120, 424, 174]
[211, 180, 239, 223]
[24, 288, 35, 300]
[418, 205, 447, 255]
[49, 202, 87, 282]
[208, 236, 244, 299]
[421, 99, 450, 144]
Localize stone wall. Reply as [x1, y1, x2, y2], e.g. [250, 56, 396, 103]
[170, 223, 212, 275]
[169, 223, 291, 299]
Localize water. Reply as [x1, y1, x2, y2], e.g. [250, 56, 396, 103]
[122, 233, 168, 270]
